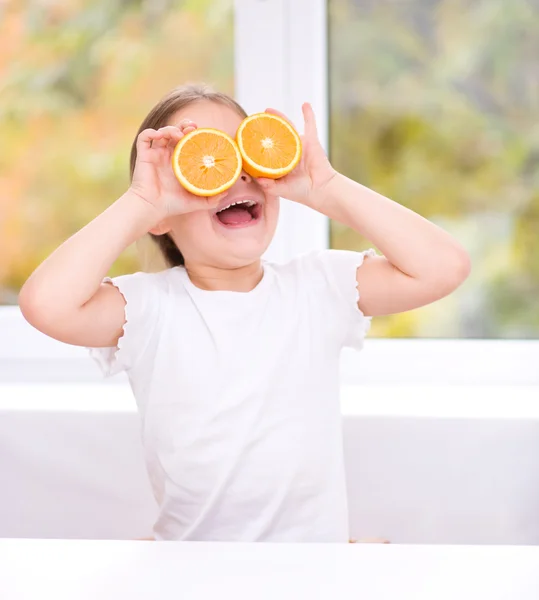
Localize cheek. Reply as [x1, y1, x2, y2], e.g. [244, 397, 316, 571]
[265, 197, 280, 228]
[170, 212, 214, 251]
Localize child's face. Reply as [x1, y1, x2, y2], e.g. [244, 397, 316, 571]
[166, 101, 279, 269]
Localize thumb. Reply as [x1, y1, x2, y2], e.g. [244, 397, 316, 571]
[205, 190, 229, 208]
[257, 177, 283, 196]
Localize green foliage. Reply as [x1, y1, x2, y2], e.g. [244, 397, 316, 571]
[329, 0, 539, 338]
[2, 0, 537, 339]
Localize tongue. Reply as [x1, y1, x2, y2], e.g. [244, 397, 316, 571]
[218, 207, 253, 225]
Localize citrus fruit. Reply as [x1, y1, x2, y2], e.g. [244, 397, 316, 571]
[236, 113, 302, 179]
[172, 128, 243, 196]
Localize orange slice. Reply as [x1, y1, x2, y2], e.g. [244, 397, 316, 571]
[172, 128, 242, 196]
[236, 113, 302, 179]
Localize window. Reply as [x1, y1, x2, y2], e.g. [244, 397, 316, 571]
[2, 0, 537, 385]
[328, 0, 539, 339]
[0, 0, 234, 304]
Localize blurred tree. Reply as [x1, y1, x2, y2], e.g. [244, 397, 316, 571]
[0, 0, 234, 303]
[329, 0, 539, 338]
[2, 0, 537, 340]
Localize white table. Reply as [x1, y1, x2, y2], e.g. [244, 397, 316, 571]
[1, 539, 538, 600]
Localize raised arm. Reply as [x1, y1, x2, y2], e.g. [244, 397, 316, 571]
[257, 103, 471, 317]
[19, 191, 163, 347]
[317, 173, 471, 316]
[19, 121, 222, 347]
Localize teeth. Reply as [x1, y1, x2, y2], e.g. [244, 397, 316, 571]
[217, 199, 256, 213]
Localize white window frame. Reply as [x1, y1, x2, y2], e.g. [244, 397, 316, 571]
[2, 0, 538, 385]
[235, 0, 539, 386]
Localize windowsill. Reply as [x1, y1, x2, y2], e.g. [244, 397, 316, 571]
[3, 305, 539, 386]
[2, 382, 538, 420]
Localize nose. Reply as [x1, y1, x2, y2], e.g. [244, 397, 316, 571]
[240, 170, 253, 183]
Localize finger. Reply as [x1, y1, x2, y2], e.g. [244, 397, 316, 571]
[302, 102, 319, 141]
[215, 190, 229, 202]
[188, 190, 229, 212]
[174, 119, 198, 133]
[265, 107, 297, 130]
[136, 128, 159, 153]
[156, 125, 184, 137]
[138, 125, 183, 146]
[150, 137, 168, 149]
[256, 177, 282, 196]
[150, 126, 184, 149]
[207, 190, 229, 207]
[153, 132, 182, 149]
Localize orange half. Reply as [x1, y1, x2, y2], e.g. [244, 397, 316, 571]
[172, 128, 242, 196]
[236, 113, 302, 179]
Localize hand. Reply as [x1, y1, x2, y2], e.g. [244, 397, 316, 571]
[129, 121, 228, 220]
[256, 103, 337, 209]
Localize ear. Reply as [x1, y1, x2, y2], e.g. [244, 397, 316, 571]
[149, 219, 172, 235]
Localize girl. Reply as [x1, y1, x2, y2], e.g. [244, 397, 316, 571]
[19, 84, 470, 543]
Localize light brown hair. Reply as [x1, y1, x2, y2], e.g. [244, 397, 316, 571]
[129, 83, 248, 268]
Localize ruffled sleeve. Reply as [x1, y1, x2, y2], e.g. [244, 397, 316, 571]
[88, 271, 166, 377]
[301, 249, 376, 351]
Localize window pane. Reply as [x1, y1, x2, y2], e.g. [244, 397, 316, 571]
[328, 0, 539, 339]
[0, 0, 234, 304]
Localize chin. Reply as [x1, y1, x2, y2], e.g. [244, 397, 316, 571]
[217, 239, 272, 268]
[210, 207, 277, 268]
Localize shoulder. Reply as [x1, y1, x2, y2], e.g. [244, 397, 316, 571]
[266, 249, 375, 288]
[266, 250, 375, 351]
[106, 267, 185, 299]
[89, 268, 185, 378]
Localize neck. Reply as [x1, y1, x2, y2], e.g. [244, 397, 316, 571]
[184, 260, 264, 292]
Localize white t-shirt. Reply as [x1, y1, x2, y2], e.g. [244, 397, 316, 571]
[90, 249, 374, 542]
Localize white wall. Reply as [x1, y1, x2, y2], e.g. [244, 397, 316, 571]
[2, 382, 539, 544]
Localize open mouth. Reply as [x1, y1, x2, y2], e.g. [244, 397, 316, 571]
[215, 199, 262, 228]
